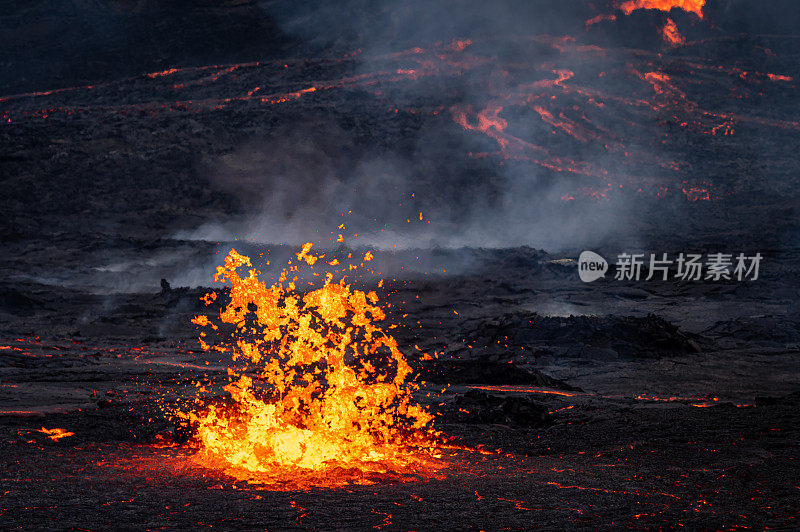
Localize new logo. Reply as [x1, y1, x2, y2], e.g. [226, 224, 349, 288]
[578, 250, 608, 282]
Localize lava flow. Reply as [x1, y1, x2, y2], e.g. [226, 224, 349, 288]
[174, 246, 443, 488]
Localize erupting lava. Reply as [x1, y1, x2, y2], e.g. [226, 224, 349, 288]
[175, 247, 442, 487]
[619, 0, 705, 18]
[609, 0, 704, 46]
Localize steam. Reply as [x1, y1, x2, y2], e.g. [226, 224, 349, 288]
[173, 1, 672, 253]
[174, 125, 644, 251]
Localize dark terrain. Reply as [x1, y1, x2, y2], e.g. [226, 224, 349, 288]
[1, 0, 799, 529]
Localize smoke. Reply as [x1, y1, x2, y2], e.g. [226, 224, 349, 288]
[175, 120, 647, 252]
[170, 1, 675, 254]
[262, 0, 597, 51]
[171, 0, 800, 259]
[3, 0, 797, 297]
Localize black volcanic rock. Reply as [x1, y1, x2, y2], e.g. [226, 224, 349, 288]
[706, 0, 800, 35]
[418, 360, 579, 389]
[449, 312, 706, 360]
[0, 0, 288, 94]
[449, 389, 552, 427]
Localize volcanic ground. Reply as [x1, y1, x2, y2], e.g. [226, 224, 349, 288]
[1, 0, 799, 530]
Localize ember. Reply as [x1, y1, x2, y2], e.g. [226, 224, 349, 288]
[175, 246, 443, 487]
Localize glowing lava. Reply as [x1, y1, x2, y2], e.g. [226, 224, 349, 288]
[619, 0, 705, 18]
[176, 247, 442, 487]
[38, 427, 74, 442]
[661, 18, 686, 46]
[5, 30, 796, 203]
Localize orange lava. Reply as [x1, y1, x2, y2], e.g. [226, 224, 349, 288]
[176, 246, 443, 487]
[38, 427, 74, 442]
[450, 69, 605, 178]
[466, 385, 580, 397]
[10, 34, 788, 201]
[145, 68, 180, 78]
[661, 18, 686, 46]
[619, 0, 705, 18]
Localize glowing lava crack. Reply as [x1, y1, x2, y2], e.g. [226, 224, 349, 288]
[174, 247, 443, 487]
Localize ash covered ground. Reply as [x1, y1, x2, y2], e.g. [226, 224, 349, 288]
[1, 0, 799, 529]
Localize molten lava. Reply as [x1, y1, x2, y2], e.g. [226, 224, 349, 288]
[38, 427, 74, 442]
[7, 28, 795, 202]
[619, 0, 705, 18]
[661, 18, 686, 46]
[176, 247, 441, 487]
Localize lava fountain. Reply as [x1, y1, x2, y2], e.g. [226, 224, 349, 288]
[174, 246, 443, 488]
[618, 0, 705, 18]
